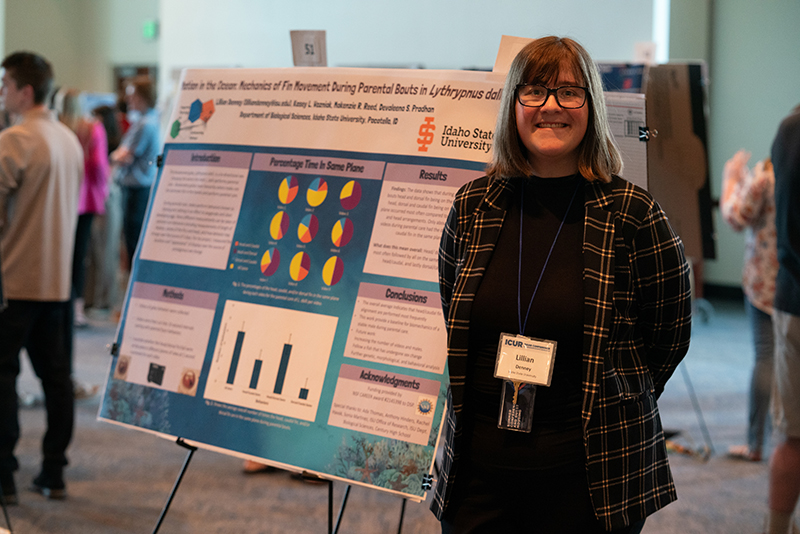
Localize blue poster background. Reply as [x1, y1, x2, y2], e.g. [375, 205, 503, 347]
[99, 142, 484, 499]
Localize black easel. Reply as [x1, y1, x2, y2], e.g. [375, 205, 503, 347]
[327, 480, 333, 533]
[148, 441, 421, 533]
[151, 438, 197, 534]
[332, 483, 350, 533]
[397, 499, 407, 534]
[331, 482, 410, 534]
[680, 362, 715, 458]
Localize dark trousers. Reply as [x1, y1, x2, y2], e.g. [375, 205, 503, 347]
[121, 185, 151, 261]
[441, 461, 646, 534]
[72, 213, 95, 298]
[0, 300, 74, 474]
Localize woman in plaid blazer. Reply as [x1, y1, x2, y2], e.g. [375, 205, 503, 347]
[432, 37, 692, 533]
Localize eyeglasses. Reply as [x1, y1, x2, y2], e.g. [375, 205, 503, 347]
[516, 84, 588, 109]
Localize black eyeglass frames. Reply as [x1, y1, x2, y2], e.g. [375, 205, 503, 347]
[515, 84, 588, 109]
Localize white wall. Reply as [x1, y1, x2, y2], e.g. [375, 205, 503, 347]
[157, 0, 659, 156]
[3, 0, 158, 92]
[702, 0, 800, 286]
[159, 0, 656, 75]
[669, 0, 710, 63]
[107, 0, 160, 67]
[5, 0, 84, 89]
[9, 0, 798, 290]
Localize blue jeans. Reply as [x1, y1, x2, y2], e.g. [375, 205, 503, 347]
[746, 299, 774, 453]
[0, 300, 74, 474]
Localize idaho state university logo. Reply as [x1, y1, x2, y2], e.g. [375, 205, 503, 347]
[417, 116, 435, 152]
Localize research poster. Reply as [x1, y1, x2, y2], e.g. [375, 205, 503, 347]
[98, 66, 507, 501]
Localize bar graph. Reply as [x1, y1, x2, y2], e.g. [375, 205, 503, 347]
[228, 331, 245, 385]
[299, 378, 309, 400]
[273, 339, 292, 394]
[204, 300, 338, 422]
[250, 359, 262, 389]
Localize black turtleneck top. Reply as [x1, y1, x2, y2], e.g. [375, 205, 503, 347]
[464, 174, 586, 470]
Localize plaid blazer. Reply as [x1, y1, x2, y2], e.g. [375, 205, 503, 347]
[431, 175, 692, 530]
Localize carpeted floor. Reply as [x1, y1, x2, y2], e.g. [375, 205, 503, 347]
[2, 297, 795, 533]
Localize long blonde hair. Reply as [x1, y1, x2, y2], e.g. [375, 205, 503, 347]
[54, 88, 83, 133]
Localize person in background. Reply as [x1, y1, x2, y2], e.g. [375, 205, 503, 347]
[93, 104, 122, 154]
[765, 105, 800, 534]
[83, 104, 122, 315]
[54, 89, 110, 328]
[432, 36, 691, 533]
[116, 94, 130, 135]
[0, 51, 83, 503]
[720, 150, 778, 462]
[110, 76, 161, 268]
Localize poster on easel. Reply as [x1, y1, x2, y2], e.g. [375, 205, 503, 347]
[98, 66, 506, 501]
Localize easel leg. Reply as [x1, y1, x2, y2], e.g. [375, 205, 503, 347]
[152, 438, 198, 534]
[327, 480, 333, 534]
[332, 484, 351, 534]
[681, 363, 715, 458]
[397, 498, 407, 534]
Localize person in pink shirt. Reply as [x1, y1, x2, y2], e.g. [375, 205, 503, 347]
[55, 89, 110, 326]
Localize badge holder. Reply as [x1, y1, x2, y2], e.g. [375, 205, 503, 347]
[499, 380, 537, 432]
[494, 333, 557, 433]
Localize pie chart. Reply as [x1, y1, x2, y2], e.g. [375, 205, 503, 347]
[322, 256, 344, 286]
[289, 252, 311, 281]
[270, 211, 290, 240]
[306, 178, 328, 207]
[331, 217, 354, 248]
[297, 214, 319, 243]
[339, 180, 362, 210]
[278, 175, 299, 204]
[260, 248, 280, 276]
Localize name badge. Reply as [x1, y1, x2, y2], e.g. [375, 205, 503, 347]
[494, 333, 556, 386]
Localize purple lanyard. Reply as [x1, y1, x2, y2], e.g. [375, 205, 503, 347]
[517, 179, 582, 335]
